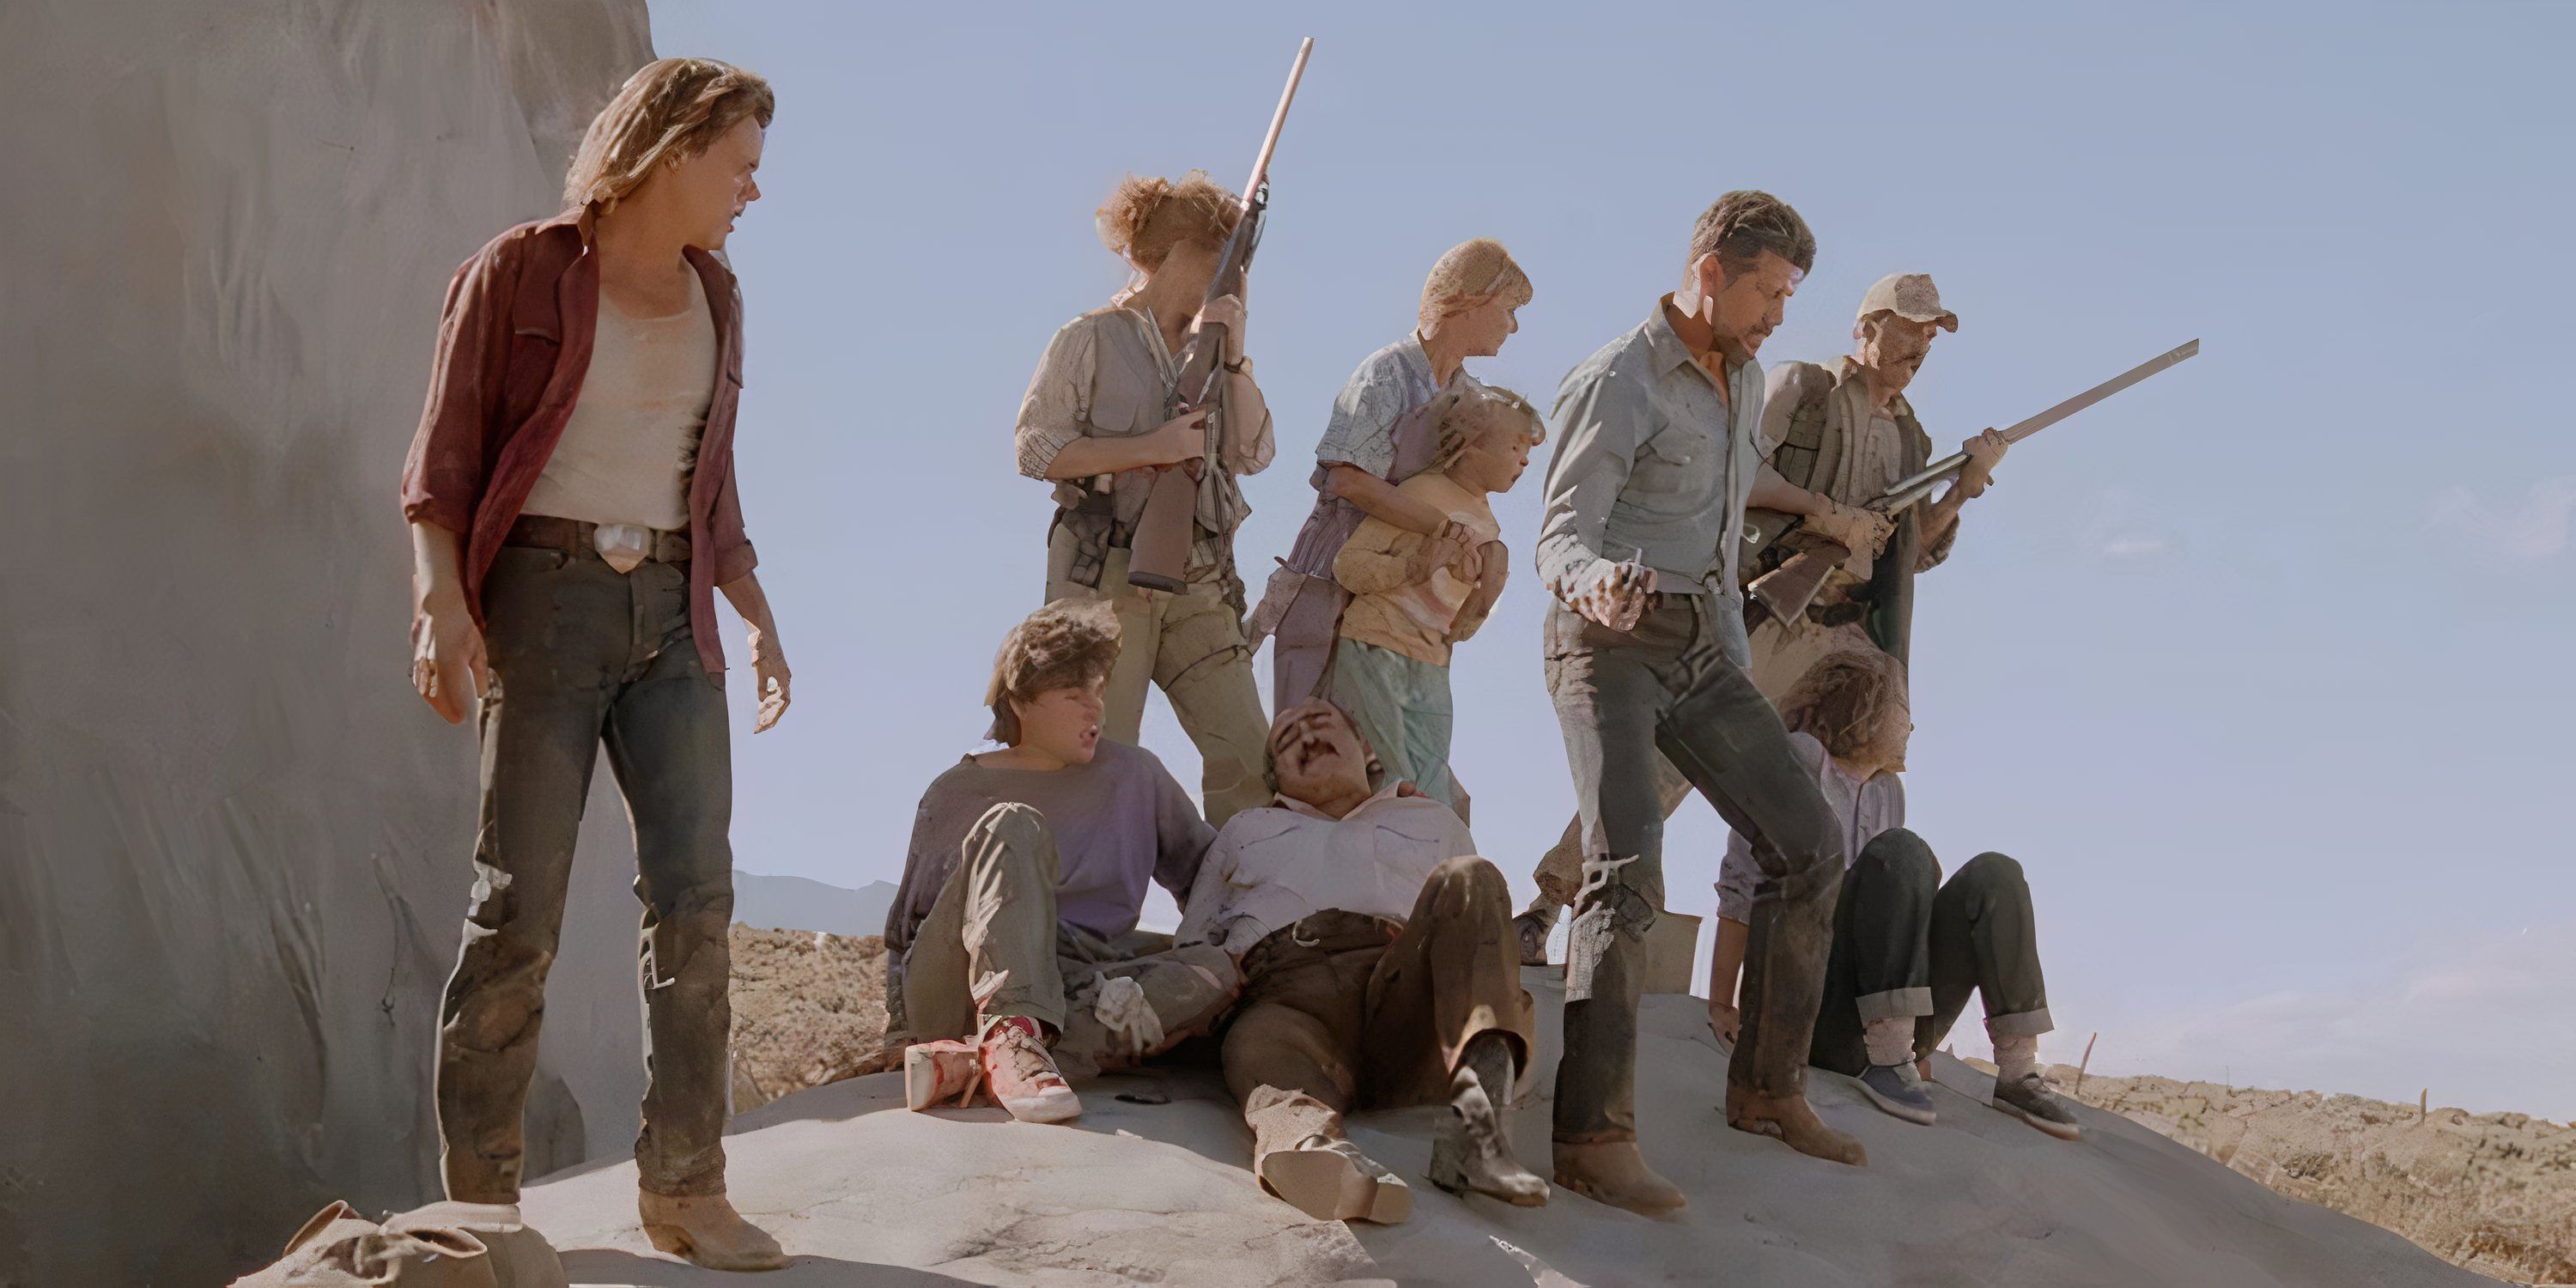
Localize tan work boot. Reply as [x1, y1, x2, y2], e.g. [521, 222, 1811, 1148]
[1726, 1084, 1868, 1166]
[638, 1191, 786, 1272]
[981, 1016, 1083, 1124]
[1551, 1139, 1684, 1217]
[1257, 1135, 1414, 1224]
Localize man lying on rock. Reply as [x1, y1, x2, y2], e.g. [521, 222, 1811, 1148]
[1705, 649, 2081, 1140]
[1176, 699, 1547, 1224]
[880, 599, 1242, 1122]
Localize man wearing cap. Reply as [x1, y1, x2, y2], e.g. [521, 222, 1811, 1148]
[1514, 272, 2008, 963]
[1741, 270, 2008, 696]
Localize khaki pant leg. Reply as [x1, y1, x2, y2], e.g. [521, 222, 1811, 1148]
[1362, 856, 1536, 1107]
[1047, 531, 1159, 745]
[901, 803, 1070, 1040]
[1153, 586, 1272, 827]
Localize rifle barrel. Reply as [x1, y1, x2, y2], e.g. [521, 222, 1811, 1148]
[1877, 338, 2199, 510]
[1243, 39, 1314, 203]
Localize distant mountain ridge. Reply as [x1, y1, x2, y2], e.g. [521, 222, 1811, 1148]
[732, 871, 897, 939]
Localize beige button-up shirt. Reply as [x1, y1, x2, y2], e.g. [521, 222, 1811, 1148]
[1177, 786, 1478, 955]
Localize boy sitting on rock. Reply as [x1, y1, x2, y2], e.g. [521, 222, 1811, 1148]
[1706, 649, 2081, 1139]
[1325, 386, 1544, 815]
[882, 600, 1240, 1123]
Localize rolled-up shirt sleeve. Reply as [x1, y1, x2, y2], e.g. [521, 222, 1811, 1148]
[1012, 320, 1097, 480]
[399, 242, 514, 532]
[1315, 355, 1408, 476]
[1534, 361, 1646, 602]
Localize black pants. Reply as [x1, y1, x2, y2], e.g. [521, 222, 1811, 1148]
[1807, 829, 2054, 1077]
[1543, 598, 1844, 1143]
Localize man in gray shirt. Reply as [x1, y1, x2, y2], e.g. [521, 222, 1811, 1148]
[1534, 191, 1872, 1215]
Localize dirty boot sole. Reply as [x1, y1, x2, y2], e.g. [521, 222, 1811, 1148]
[1261, 1150, 1414, 1224]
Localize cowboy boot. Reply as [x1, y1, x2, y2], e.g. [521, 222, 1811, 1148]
[1726, 1084, 1868, 1166]
[638, 1191, 786, 1273]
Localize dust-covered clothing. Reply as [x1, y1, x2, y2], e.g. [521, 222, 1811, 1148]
[1013, 304, 1273, 584]
[1332, 472, 1499, 667]
[1221, 859, 1534, 1163]
[898, 802, 1239, 1074]
[518, 276, 714, 534]
[1702, 735, 2050, 1078]
[1178, 787, 1478, 956]
[1044, 535, 1273, 826]
[436, 544, 735, 1203]
[1014, 304, 1274, 824]
[1534, 299, 1767, 617]
[1715, 732, 1905, 925]
[884, 741, 1212, 965]
[1255, 334, 1471, 712]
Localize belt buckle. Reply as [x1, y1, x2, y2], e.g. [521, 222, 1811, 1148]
[593, 522, 650, 574]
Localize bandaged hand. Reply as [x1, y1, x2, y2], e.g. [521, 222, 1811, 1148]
[1807, 501, 1893, 556]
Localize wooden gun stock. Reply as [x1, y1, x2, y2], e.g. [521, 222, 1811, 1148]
[1127, 39, 1314, 592]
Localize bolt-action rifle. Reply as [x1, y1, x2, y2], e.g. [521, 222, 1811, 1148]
[1747, 338, 2201, 627]
[1124, 38, 1315, 592]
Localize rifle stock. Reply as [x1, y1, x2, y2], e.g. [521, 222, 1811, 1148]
[1126, 39, 1314, 592]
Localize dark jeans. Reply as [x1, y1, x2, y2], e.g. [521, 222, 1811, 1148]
[434, 544, 735, 1202]
[1542, 598, 1844, 1143]
[1808, 829, 2053, 1077]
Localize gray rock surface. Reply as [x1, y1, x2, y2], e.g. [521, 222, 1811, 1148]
[0, 4, 654, 1283]
[524, 973, 2489, 1286]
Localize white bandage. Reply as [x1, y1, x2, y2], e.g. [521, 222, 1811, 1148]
[1094, 975, 1164, 1057]
[1564, 854, 1637, 1003]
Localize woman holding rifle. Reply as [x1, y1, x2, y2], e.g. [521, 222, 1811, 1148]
[1011, 170, 1275, 827]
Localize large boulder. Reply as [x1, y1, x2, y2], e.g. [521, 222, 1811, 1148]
[0, 4, 653, 1283]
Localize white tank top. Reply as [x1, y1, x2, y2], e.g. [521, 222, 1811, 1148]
[520, 275, 717, 532]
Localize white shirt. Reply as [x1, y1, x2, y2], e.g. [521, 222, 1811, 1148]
[520, 276, 715, 532]
[1177, 787, 1478, 955]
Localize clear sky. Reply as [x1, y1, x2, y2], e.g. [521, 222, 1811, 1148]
[646, 1, 2575, 1118]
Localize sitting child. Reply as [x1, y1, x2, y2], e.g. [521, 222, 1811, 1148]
[1326, 386, 1544, 812]
[1706, 648, 2081, 1140]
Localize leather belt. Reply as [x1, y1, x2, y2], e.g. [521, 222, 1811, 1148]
[506, 514, 691, 563]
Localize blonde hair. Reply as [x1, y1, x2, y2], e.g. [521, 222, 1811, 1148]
[1096, 171, 1241, 270]
[1419, 238, 1533, 330]
[984, 600, 1122, 744]
[1425, 386, 1546, 473]
[562, 58, 775, 214]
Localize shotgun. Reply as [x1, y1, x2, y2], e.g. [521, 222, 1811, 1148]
[1747, 338, 2199, 628]
[1125, 38, 1315, 592]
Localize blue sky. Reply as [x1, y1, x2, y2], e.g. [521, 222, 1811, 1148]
[647, 1, 2575, 1117]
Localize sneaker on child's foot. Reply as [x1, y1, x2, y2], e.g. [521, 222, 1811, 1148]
[1857, 1061, 1937, 1126]
[1992, 1072, 2081, 1140]
[980, 1017, 1082, 1124]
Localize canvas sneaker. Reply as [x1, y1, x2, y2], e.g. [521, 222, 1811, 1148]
[981, 1016, 1082, 1124]
[1993, 1072, 2083, 1140]
[1858, 1060, 1938, 1125]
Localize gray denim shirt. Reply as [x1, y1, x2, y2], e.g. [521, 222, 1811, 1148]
[1534, 301, 1767, 616]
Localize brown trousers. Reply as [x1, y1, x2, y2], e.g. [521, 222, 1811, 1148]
[1222, 856, 1534, 1161]
[435, 547, 734, 1203]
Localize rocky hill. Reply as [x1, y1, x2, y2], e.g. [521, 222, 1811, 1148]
[703, 927, 2493, 1286]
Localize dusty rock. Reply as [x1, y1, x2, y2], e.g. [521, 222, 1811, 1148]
[670, 963, 2489, 1285]
[727, 926, 890, 1112]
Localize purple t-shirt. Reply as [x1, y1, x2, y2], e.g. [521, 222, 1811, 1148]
[883, 740, 1213, 957]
